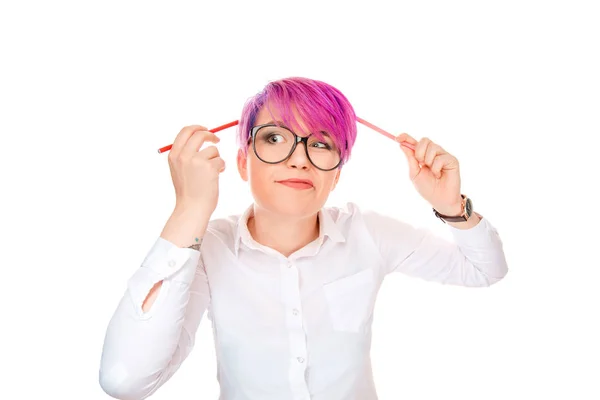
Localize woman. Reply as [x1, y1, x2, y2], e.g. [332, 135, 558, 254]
[99, 77, 508, 400]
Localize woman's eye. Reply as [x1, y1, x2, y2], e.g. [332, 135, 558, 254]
[267, 134, 284, 143]
[311, 141, 331, 149]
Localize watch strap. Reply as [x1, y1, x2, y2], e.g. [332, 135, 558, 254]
[433, 194, 470, 223]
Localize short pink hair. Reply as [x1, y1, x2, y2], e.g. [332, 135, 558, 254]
[237, 77, 357, 167]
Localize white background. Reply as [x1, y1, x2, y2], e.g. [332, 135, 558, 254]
[1, 1, 598, 399]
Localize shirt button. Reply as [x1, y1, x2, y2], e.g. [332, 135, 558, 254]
[287, 261, 293, 268]
[297, 357, 304, 363]
[168, 260, 176, 268]
[292, 309, 299, 316]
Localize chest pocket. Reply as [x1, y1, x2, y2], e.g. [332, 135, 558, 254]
[322, 268, 375, 333]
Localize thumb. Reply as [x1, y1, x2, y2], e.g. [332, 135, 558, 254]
[399, 142, 420, 179]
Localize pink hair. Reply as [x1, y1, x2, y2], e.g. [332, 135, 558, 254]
[237, 77, 357, 167]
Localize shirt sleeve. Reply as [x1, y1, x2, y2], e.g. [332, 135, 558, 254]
[362, 210, 509, 287]
[99, 236, 211, 400]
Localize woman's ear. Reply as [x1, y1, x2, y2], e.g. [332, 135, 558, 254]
[237, 149, 249, 181]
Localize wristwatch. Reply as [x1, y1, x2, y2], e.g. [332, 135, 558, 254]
[433, 194, 473, 223]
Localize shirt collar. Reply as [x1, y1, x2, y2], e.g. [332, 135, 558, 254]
[233, 203, 345, 257]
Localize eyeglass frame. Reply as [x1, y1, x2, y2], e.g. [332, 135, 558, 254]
[248, 123, 344, 171]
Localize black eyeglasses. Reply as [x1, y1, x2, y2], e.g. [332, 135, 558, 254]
[249, 123, 343, 171]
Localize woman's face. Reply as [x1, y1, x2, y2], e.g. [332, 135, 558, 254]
[237, 104, 341, 219]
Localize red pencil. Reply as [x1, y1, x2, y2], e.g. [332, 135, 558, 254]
[156, 118, 414, 153]
[156, 120, 240, 154]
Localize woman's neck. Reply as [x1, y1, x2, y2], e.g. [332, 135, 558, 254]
[247, 207, 320, 258]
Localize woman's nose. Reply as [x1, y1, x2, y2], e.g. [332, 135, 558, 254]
[286, 140, 310, 169]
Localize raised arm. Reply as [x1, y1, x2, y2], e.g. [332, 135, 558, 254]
[362, 209, 508, 287]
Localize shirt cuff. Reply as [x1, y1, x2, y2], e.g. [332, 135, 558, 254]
[447, 213, 501, 248]
[141, 237, 199, 280]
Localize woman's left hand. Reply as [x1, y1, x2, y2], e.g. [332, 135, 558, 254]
[395, 133, 463, 216]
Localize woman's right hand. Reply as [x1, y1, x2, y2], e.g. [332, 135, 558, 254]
[167, 125, 225, 216]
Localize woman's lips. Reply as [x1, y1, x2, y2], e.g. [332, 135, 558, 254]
[276, 180, 314, 190]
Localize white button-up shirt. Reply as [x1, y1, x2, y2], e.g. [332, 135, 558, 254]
[99, 202, 508, 400]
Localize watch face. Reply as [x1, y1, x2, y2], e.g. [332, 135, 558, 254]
[465, 197, 473, 216]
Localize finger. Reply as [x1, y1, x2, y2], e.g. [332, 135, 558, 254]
[430, 155, 445, 179]
[197, 144, 220, 160]
[400, 142, 420, 180]
[170, 125, 209, 156]
[431, 154, 458, 179]
[424, 142, 446, 167]
[210, 157, 226, 173]
[196, 147, 224, 172]
[414, 137, 432, 164]
[182, 130, 220, 158]
[395, 132, 418, 146]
